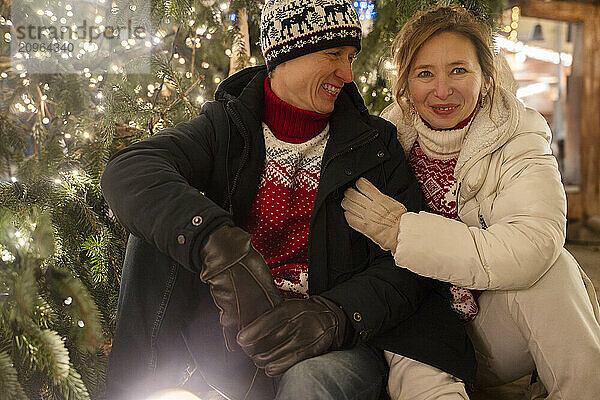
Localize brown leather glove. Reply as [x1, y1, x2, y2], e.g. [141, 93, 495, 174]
[236, 295, 347, 377]
[199, 225, 282, 351]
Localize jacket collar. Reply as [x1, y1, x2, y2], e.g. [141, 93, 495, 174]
[215, 65, 375, 152]
[382, 86, 524, 178]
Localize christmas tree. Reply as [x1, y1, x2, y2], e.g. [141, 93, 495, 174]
[0, 0, 505, 398]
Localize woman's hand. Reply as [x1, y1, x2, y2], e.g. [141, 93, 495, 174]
[341, 178, 407, 253]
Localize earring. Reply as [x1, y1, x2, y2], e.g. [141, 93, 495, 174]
[409, 102, 417, 116]
[479, 90, 487, 108]
[406, 94, 416, 116]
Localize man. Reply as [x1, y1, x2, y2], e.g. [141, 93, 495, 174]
[101, 0, 475, 398]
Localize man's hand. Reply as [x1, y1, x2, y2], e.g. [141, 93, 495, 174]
[199, 225, 282, 350]
[236, 295, 347, 377]
[341, 177, 407, 253]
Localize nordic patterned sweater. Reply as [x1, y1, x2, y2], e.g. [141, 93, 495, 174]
[242, 78, 330, 299]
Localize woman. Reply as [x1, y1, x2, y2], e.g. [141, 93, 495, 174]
[342, 6, 600, 400]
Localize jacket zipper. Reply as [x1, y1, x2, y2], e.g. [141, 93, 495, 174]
[224, 102, 251, 214]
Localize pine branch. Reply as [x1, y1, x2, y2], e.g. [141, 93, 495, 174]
[0, 351, 28, 400]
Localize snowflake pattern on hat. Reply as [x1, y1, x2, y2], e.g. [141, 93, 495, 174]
[261, 0, 362, 70]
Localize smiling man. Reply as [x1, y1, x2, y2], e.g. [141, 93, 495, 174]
[101, 0, 476, 399]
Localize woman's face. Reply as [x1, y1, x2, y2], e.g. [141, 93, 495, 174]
[407, 31, 484, 129]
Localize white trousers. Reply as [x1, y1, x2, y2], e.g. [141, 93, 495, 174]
[386, 250, 600, 400]
[385, 351, 469, 400]
[467, 250, 600, 399]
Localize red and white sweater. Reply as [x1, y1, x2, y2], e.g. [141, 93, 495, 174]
[242, 78, 330, 299]
[408, 113, 480, 323]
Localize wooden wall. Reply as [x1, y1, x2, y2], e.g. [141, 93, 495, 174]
[521, 1, 600, 220]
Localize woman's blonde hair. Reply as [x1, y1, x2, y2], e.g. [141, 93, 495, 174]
[391, 5, 496, 107]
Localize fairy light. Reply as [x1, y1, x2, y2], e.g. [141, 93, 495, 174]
[1, 247, 15, 262]
[83, 131, 90, 138]
[214, 77, 221, 84]
[225, 49, 232, 56]
[202, 62, 209, 69]
[64, 133, 72, 139]
[42, 117, 50, 124]
[250, 57, 257, 64]
[196, 96, 204, 103]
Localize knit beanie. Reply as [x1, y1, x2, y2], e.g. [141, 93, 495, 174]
[261, 0, 362, 71]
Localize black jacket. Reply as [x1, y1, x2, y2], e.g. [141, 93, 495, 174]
[101, 66, 475, 399]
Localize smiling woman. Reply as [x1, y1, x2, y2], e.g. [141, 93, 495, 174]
[407, 32, 484, 129]
[342, 5, 600, 400]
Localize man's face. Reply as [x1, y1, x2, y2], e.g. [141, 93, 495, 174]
[269, 46, 357, 114]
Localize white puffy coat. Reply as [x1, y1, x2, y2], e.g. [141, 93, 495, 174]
[381, 87, 598, 312]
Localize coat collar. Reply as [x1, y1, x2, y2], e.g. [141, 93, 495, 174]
[381, 86, 524, 178]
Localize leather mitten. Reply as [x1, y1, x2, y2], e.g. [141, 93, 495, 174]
[198, 225, 283, 350]
[237, 295, 347, 377]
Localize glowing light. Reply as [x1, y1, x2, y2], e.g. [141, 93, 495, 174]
[64, 133, 72, 139]
[54, 178, 62, 184]
[145, 389, 201, 400]
[94, 15, 103, 24]
[64, 297, 72, 305]
[10, 176, 17, 183]
[37, 9, 44, 15]
[220, 3, 228, 11]
[225, 49, 232, 56]
[83, 131, 90, 138]
[42, 117, 50, 124]
[196, 96, 204, 103]
[214, 77, 221, 84]
[77, 320, 85, 327]
[250, 57, 256, 64]
[202, 62, 210, 69]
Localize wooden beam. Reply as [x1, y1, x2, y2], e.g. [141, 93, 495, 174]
[521, 1, 595, 22]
